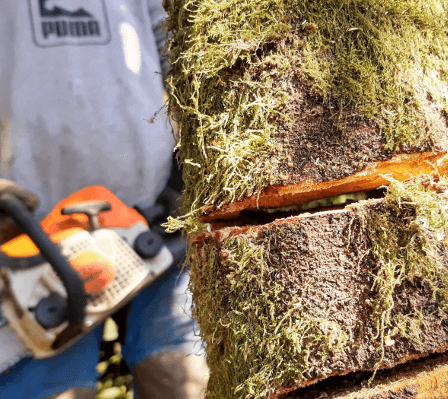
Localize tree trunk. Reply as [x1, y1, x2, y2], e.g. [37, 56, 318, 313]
[189, 182, 448, 398]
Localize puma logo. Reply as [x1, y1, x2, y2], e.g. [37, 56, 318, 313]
[29, 0, 111, 47]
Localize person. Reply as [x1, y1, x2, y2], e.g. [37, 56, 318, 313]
[0, 1, 208, 398]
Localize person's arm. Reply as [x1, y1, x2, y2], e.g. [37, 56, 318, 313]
[147, 0, 170, 85]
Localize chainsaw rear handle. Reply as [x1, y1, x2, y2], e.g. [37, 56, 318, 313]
[0, 193, 86, 328]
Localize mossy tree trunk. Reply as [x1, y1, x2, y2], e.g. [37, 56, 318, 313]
[163, 0, 448, 234]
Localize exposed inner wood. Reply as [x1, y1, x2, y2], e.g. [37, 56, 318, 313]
[281, 353, 448, 399]
[201, 151, 448, 224]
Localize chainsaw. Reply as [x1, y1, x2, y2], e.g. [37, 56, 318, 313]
[0, 185, 185, 372]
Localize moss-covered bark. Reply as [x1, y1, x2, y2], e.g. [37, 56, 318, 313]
[164, 0, 448, 233]
[162, 0, 448, 395]
[189, 176, 448, 398]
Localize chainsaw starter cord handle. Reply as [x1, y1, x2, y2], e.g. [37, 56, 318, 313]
[0, 194, 86, 328]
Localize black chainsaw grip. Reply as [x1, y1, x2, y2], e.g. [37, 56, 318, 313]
[0, 194, 86, 328]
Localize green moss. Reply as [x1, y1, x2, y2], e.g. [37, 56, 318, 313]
[353, 174, 448, 378]
[190, 233, 348, 399]
[190, 174, 448, 398]
[164, 0, 448, 233]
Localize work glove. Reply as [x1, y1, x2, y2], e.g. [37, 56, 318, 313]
[0, 180, 40, 244]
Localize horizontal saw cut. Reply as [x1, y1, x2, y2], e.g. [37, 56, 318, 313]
[201, 152, 448, 224]
[164, 0, 448, 231]
[189, 176, 448, 399]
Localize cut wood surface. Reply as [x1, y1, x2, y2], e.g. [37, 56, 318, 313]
[282, 353, 448, 399]
[190, 183, 448, 398]
[201, 152, 448, 223]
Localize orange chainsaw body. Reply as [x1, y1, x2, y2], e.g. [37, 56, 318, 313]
[0, 186, 174, 363]
[2, 186, 148, 258]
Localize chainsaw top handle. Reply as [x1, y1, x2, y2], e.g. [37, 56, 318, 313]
[0, 193, 86, 328]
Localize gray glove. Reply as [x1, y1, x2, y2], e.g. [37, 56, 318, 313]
[0, 180, 40, 244]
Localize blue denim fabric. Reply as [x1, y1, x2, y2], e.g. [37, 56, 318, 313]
[122, 266, 202, 367]
[0, 268, 201, 399]
[0, 326, 102, 399]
